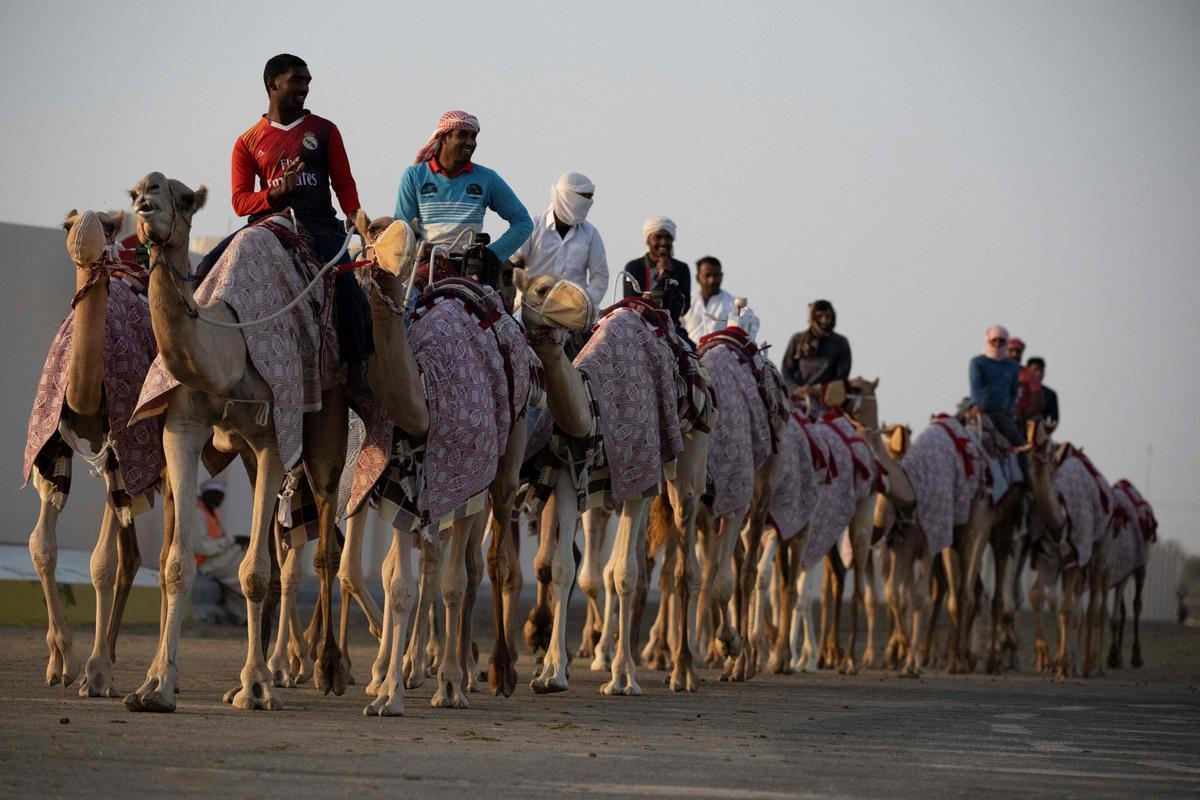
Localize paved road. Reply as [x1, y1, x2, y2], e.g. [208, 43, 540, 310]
[1, 623, 1197, 799]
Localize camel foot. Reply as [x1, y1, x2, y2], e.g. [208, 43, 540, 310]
[1131, 646, 1143, 669]
[576, 640, 595, 660]
[402, 654, 425, 690]
[899, 665, 921, 679]
[646, 649, 670, 672]
[531, 672, 569, 694]
[226, 678, 282, 711]
[1034, 642, 1050, 673]
[78, 656, 118, 698]
[123, 671, 177, 713]
[1107, 647, 1122, 670]
[314, 642, 348, 696]
[431, 678, 469, 709]
[986, 651, 1002, 675]
[839, 658, 858, 676]
[668, 663, 698, 693]
[288, 642, 313, 685]
[364, 683, 405, 717]
[488, 662, 518, 698]
[523, 613, 552, 655]
[44, 633, 77, 688]
[600, 671, 641, 696]
[590, 651, 612, 672]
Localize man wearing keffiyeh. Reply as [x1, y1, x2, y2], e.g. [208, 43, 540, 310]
[395, 110, 532, 264]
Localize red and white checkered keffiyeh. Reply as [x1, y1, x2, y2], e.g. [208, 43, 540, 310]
[413, 110, 481, 165]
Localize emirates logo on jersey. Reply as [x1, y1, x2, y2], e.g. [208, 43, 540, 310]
[302, 132, 318, 151]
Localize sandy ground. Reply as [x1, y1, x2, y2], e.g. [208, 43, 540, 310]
[1, 606, 1198, 799]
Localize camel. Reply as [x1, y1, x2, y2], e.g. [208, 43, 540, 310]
[1107, 479, 1157, 669]
[23, 209, 169, 697]
[520, 280, 710, 695]
[123, 172, 350, 712]
[793, 379, 882, 675]
[345, 215, 537, 713]
[1025, 421, 1115, 678]
[691, 328, 787, 682]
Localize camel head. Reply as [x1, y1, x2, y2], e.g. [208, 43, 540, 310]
[882, 423, 911, 460]
[354, 211, 419, 281]
[513, 268, 595, 336]
[129, 172, 206, 249]
[844, 376, 881, 426]
[62, 209, 124, 267]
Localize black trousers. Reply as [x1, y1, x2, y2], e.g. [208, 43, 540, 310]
[195, 224, 373, 362]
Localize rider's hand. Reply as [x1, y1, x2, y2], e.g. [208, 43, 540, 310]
[267, 159, 305, 207]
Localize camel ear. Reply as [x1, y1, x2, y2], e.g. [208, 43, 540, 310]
[871, 377, 880, 390]
[513, 267, 529, 294]
[353, 209, 371, 242]
[99, 211, 124, 241]
[62, 210, 79, 232]
[192, 185, 208, 212]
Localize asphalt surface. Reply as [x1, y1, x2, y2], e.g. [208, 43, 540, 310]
[1, 617, 1197, 799]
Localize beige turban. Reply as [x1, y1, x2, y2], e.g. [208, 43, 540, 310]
[642, 216, 676, 242]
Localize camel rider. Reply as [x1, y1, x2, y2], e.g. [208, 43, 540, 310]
[1007, 335, 1044, 424]
[622, 216, 692, 333]
[196, 53, 373, 404]
[1026, 356, 1059, 430]
[780, 299, 852, 401]
[395, 110, 533, 288]
[511, 172, 608, 308]
[682, 256, 758, 342]
[969, 324, 1027, 475]
[194, 478, 247, 625]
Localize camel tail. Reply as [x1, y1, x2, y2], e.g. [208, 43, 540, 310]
[648, 494, 676, 557]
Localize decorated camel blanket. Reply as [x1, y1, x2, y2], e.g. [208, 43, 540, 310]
[802, 412, 880, 569]
[572, 305, 683, 505]
[134, 222, 338, 471]
[24, 277, 164, 515]
[1052, 449, 1113, 571]
[768, 414, 831, 542]
[1109, 479, 1155, 587]
[348, 280, 533, 536]
[699, 340, 771, 517]
[899, 415, 986, 557]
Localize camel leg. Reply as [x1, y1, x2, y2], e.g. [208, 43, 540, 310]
[404, 534, 439, 688]
[590, 507, 619, 672]
[601, 497, 650, 696]
[923, 557, 948, 668]
[1108, 577, 1127, 669]
[642, 532, 675, 671]
[667, 432, 705, 693]
[107, 521, 141, 665]
[821, 553, 846, 669]
[367, 531, 397, 696]
[125, 413, 212, 713]
[1055, 570, 1078, 680]
[793, 557, 822, 673]
[901, 552, 931, 677]
[501, 512, 523, 667]
[267, 542, 305, 687]
[338, 506, 383, 638]
[577, 507, 609, 659]
[28, 470, 77, 687]
[751, 530, 778, 675]
[78, 505, 121, 697]
[630, 525, 653, 667]
[841, 501, 873, 675]
[883, 542, 906, 669]
[532, 469, 578, 694]
[1029, 568, 1051, 672]
[524, 505, 556, 661]
[769, 535, 797, 674]
[1083, 570, 1102, 678]
[486, 419, 525, 697]
[461, 515, 485, 693]
[707, 513, 742, 678]
[338, 581, 356, 686]
[431, 513, 479, 708]
[1131, 568, 1146, 668]
[365, 527, 416, 716]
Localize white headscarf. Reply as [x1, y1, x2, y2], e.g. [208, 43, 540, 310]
[642, 216, 676, 242]
[549, 172, 594, 226]
[984, 324, 1009, 361]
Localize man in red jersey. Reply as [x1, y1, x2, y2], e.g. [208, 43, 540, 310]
[197, 53, 372, 402]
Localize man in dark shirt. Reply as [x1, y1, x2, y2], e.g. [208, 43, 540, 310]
[622, 216, 691, 328]
[780, 299, 852, 399]
[969, 325, 1025, 478]
[197, 53, 372, 401]
[1026, 356, 1059, 430]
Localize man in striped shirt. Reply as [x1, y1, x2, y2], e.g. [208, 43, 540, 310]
[395, 111, 532, 268]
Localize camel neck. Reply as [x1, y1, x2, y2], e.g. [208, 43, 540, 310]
[64, 272, 109, 417]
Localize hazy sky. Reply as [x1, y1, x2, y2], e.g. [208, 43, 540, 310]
[3, 1, 1198, 551]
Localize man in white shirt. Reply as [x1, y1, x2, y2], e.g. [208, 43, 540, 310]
[683, 256, 755, 343]
[511, 172, 609, 308]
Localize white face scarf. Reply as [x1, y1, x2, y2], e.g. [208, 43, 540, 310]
[549, 172, 594, 226]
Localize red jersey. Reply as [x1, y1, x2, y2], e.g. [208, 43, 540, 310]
[231, 111, 360, 236]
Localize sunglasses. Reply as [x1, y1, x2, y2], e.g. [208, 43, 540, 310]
[989, 337, 1007, 345]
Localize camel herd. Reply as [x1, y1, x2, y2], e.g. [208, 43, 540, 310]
[23, 172, 1159, 717]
